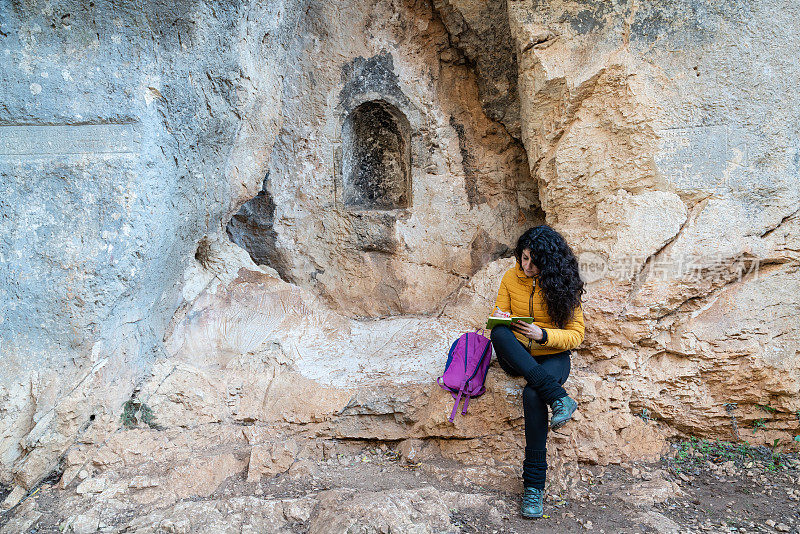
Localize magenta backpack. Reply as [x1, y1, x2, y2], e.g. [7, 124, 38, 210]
[437, 330, 493, 422]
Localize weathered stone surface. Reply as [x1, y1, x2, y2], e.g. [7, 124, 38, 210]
[307, 487, 500, 533]
[504, 0, 800, 445]
[637, 511, 682, 534]
[226, 0, 539, 318]
[168, 453, 245, 499]
[2, 0, 799, 496]
[74, 477, 107, 496]
[107, 496, 318, 534]
[246, 440, 298, 483]
[0, 0, 305, 488]
[0, 485, 25, 511]
[0, 506, 41, 534]
[618, 470, 684, 507]
[144, 258, 672, 472]
[63, 513, 101, 534]
[432, 0, 522, 137]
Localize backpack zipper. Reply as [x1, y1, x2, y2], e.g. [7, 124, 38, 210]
[464, 335, 469, 374]
[463, 341, 492, 389]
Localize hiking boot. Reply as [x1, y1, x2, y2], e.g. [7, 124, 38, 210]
[521, 486, 544, 518]
[550, 395, 578, 430]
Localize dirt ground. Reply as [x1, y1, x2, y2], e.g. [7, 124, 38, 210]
[1, 439, 798, 533]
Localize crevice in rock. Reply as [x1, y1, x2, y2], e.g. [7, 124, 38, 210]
[426, 0, 543, 268]
[519, 30, 558, 54]
[448, 115, 480, 207]
[652, 258, 788, 324]
[225, 172, 294, 283]
[621, 198, 702, 312]
[194, 236, 216, 270]
[434, 279, 469, 319]
[317, 437, 412, 447]
[531, 69, 606, 176]
[431, 0, 521, 140]
[406, 259, 471, 280]
[0, 483, 11, 506]
[759, 206, 800, 239]
[39, 461, 65, 487]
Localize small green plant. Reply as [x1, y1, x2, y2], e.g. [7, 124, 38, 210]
[664, 436, 791, 474]
[121, 400, 137, 428]
[756, 404, 777, 414]
[639, 408, 651, 423]
[674, 440, 692, 464]
[752, 418, 766, 433]
[140, 404, 155, 427]
[121, 400, 158, 429]
[794, 435, 800, 443]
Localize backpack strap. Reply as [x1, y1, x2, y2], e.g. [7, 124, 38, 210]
[449, 387, 465, 423]
[461, 393, 471, 415]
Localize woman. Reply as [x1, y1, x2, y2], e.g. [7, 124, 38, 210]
[489, 225, 585, 519]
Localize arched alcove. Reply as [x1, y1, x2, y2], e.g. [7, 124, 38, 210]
[341, 100, 411, 210]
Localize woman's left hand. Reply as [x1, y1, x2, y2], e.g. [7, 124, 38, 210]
[511, 320, 545, 342]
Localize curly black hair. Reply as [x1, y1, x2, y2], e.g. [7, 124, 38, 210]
[515, 225, 584, 329]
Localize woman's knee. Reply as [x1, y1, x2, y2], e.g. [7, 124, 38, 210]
[495, 354, 519, 377]
[540, 353, 571, 385]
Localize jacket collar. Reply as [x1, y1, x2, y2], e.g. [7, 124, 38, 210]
[514, 262, 536, 285]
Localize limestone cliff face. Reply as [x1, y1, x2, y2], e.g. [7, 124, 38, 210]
[226, 0, 537, 318]
[1, 0, 798, 497]
[504, 0, 800, 444]
[0, 0, 306, 489]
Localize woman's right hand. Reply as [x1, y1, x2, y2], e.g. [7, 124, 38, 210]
[491, 307, 510, 318]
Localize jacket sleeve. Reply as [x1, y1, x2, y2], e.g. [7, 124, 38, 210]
[493, 276, 511, 314]
[542, 305, 585, 350]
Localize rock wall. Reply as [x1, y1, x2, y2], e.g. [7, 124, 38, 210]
[505, 0, 800, 442]
[45, 238, 663, 511]
[226, 0, 538, 317]
[1, 0, 798, 500]
[0, 0, 305, 489]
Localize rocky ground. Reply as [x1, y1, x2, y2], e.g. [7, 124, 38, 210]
[1, 437, 797, 533]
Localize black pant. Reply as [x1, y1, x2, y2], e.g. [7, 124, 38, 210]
[490, 326, 571, 489]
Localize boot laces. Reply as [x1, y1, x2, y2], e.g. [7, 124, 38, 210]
[523, 487, 543, 505]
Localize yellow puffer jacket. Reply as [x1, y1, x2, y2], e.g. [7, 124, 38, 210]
[493, 263, 585, 356]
